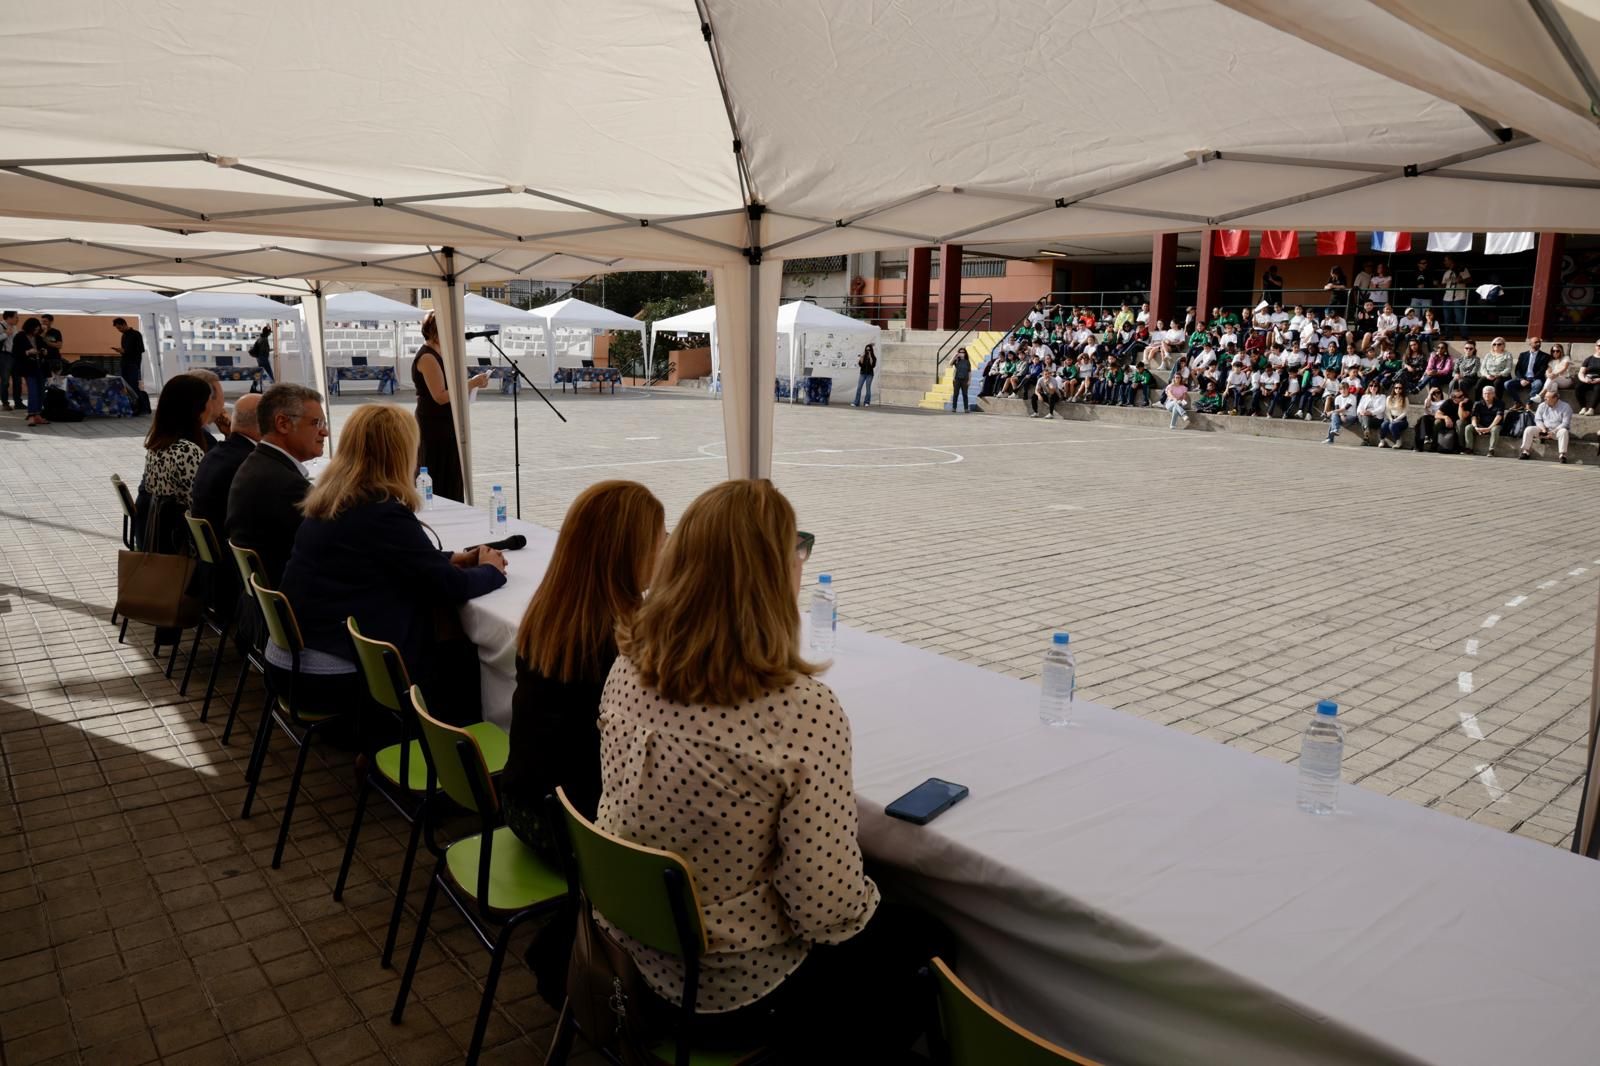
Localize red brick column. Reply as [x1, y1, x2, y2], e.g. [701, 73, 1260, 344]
[937, 243, 963, 330]
[1196, 230, 1223, 325]
[907, 247, 933, 330]
[1529, 231, 1565, 340]
[1149, 233, 1179, 323]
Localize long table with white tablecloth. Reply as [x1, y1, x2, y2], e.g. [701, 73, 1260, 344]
[421, 496, 1600, 1066]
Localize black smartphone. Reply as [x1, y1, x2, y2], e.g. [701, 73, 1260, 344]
[885, 778, 969, 825]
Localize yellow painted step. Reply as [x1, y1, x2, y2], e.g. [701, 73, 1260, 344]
[917, 332, 1004, 408]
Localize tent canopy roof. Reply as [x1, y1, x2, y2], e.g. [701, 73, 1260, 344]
[173, 291, 296, 319]
[323, 291, 426, 322]
[530, 297, 645, 331]
[2, 0, 1600, 275]
[777, 300, 878, 334]
[651, 305, 718, 333]
[0, 283, 173, 318]
[461, 292, 537, 323]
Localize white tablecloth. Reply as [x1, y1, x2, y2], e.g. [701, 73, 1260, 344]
[431, 498, 1600, 1066]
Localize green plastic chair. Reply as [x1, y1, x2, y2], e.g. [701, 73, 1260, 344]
[931, 957, 1103, 1066]
[238, 574, 352, 870]
[549, 788, 769, 1066]
[390, 685, 565, 1066]
[221, 540, 271, 746]
[179, 513, 234, 719]
[337, 617, 510, 969]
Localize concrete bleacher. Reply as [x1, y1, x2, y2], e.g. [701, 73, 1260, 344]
[979, 390, 1600, 464]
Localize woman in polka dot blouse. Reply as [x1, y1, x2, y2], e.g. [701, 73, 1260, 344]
[595, 479, 944, 1054]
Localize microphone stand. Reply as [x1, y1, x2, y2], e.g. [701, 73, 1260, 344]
[477, 332, 566, 519]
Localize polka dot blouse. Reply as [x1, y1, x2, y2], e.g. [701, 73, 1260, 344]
[594, 655, 880, 1013]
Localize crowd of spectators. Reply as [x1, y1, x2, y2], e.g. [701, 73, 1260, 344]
[981, 291, 1596, 462]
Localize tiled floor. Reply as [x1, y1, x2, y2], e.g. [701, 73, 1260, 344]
[2, 385, 1595, 1062]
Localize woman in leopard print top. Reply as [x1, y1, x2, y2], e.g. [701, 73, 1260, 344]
[137, 374, 212, 552]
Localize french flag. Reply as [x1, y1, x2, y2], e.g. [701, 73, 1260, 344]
[1371, 231, 1412, 253]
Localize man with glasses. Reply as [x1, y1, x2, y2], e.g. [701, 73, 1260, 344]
[226, 384, 327, 586]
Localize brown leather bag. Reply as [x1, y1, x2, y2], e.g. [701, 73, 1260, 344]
[566, 899, 663, 1066]
[115, 495, 202, 628]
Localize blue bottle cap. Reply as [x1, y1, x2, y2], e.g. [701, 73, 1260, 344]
[492, 484, 503, 492]
[419, 466, 429, 474]
[1316, 700, 1338, 716]
[818, 574, 832, 584]
[1053, 632, 1069, 645]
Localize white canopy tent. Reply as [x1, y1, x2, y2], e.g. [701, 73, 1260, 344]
[170, 290, 310, 384]
[0, 284, 177, 386]
[649, 305, 721, 389]
[323, 291, 427, 323]
[776, 300, 879, 403]
[527, 298, 648, 385]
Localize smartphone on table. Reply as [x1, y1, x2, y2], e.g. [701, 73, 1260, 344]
[885, 778, 969, 825]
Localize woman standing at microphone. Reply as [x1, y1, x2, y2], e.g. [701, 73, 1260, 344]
[412, 310, 489, 502]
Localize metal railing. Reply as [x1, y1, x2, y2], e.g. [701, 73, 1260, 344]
[935, 296, 995, 380]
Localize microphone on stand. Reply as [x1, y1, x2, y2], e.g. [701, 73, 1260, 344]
[464, 329, 501, 340]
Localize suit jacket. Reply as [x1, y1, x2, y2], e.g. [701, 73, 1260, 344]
[1516, 350, 1550, 380]
[191, 433, 255, 536]
[281, 498, 505, 669]
[226, 443, 310, 586]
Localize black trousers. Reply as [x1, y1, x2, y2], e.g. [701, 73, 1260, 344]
[952, 377, 970, 410]
[704, 903, 955, 1061]
[1579, 381, 1600, 409]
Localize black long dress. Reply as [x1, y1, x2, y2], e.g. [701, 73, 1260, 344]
[411, 344, 463, 502]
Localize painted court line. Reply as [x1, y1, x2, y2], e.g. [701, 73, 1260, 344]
[1505, 595, 1526, 608]
[1475, 764, 1506, 802]
[1464, 638, 1479, 656]
[1459, 713, 1485, 740]
[1481, 614, 1501, 629]
[1457, 671, 1474, 695]
[1538, 580, 1559, 590]
[1570, 567, 1589, 577]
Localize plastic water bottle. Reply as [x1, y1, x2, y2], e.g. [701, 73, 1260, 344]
[1297, 700, 1345, 815]
[416, 467, 434, 510]
[1038, 632, 1076, 726]
[809, 574, 837, 656]
[490, 484, 508, 536]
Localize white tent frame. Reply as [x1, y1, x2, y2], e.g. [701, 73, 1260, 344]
[776, 300, 879, 405]
[527, 297, 647, 386]
[171, 290, 310, 385]
[0, 284, 178, 387]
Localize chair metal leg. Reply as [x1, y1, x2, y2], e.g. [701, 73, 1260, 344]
[179, 623, 204, 694]
[111, 607, 119, 625]
[199, 617, 231, 722]
[467, 924, 517, 1066]
[381, 810, 427, 968]
[271, 723, 322, 869]
[222, 658, 252, 745]
[240, 697, 276, 818]
[118, 618, 129, 644]
[391, 870, 441, 1024]
[544, 998, 576, 1066]
[333, 773, 372, 902]
[164, 635, 180, 677]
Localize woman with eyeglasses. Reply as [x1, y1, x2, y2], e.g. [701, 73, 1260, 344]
[1378, 382, 1410, 448]
[591, 479, 945, 1057]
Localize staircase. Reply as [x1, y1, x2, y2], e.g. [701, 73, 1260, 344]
[872, 328, 1009, 409]
[916, 330, 1006, 409]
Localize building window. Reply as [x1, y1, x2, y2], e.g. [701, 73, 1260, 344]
[417, 287, 432, 300]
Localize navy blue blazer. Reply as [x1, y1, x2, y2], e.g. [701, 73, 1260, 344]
[280, 497, 506, 669]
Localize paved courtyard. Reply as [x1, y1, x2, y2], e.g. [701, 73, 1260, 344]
[2, 385, 1596, 1063]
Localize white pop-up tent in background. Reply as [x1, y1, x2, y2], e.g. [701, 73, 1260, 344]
[170, 291, 310, 385]
[526, 298, 647, 385]
[0, 285, 179, 387]
[649, 301, 878, 400]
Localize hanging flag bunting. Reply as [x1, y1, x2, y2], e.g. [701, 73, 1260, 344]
[1316, 231, 1356, 256]
[1484, 231, 1536, 255]
[1371, 231, 1412, 253]
[1212, 230, 1251, 257]
[1426, 232, 1472, 253]
[1259, 230, 1299, 260]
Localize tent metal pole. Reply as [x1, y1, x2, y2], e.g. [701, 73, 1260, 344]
[1424, 170, 1600, 191]
[748, 256, 762, 472]
[1528, 0, 1600, 114]
[2, 166, 203, 219]
[0, 151, 208, 167]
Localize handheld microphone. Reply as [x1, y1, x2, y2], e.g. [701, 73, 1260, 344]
[464, 329, 500, 340]
[482, 533, 526, 552]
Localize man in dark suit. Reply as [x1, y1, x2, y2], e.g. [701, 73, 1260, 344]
[1510, 337, 1550, 407]
[226, 384, 327, 587]
[192, 393, 261, 618]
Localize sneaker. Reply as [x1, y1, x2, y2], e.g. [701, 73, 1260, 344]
[1045, 412, 1055, 420]
[1561, 454, 1569, 464]
[1519, 452, 1531, 460]
[1029, 412, 1039, 418]
[1325, 433, 1335, 444]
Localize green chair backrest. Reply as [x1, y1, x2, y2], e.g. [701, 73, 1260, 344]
[410, 685, 494, 814]
[184, 513, 222, 566]
[556, 787, 706, 958]
[248, 574, 303, 656]
[230, 540, 267, 591]
[932, 957, 1102, 1066]
[347, 618, 410, 714]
